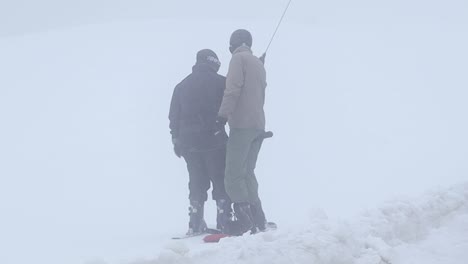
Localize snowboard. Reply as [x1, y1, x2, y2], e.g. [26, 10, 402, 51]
[172, 228, 222, 240]
[203, 222, 277, 243]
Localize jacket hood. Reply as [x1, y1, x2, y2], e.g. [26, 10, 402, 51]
[232, 45, 252, 55]
[192, 62, 218, 73]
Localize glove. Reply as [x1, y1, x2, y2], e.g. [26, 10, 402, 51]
[215, 116, 228, 135]
[172, 137, 183, 158]
[259, 53, 266, 65]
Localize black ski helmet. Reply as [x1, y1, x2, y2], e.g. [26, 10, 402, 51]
[229, 29, 252, 53]
[196, 49, 221, 72]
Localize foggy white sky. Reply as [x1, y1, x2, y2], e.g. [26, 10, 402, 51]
[2, 0, 467, 37]
[0, 0, 291, 37]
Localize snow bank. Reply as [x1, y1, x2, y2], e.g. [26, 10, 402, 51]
[139, 183, 468, 264]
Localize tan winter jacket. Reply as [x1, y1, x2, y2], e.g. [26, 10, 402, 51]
[218, 46, 267, 130]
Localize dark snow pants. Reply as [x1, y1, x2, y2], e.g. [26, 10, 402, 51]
[183, 147, 229, 202]
[224, 129, 264, 206]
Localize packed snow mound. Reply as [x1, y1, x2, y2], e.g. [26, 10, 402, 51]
[137, 183, 468, 264]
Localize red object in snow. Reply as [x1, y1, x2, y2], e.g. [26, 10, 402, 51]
[203, 233, 230, 243]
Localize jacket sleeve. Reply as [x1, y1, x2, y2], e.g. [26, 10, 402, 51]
[168, 85, 180, 138]
[218, 54, 244, 119]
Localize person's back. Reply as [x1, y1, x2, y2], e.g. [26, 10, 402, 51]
[177, 68, 225, 124]
[169, 49, 231, 235]
[220, 45, 267, 130]
[217, 29, 273, 236]
[170, 57, 226, 152]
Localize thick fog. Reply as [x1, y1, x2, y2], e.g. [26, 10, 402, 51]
[0, 1, 467, 263]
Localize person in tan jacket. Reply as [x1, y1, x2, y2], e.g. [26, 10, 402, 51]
[216, 29, 272, 235]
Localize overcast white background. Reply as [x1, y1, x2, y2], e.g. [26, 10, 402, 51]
[0, 1, 467, 263]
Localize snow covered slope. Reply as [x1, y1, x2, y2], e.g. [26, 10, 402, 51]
[136, 183, 468, 264]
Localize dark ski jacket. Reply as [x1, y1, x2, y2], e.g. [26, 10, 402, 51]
[169, 63, 227, 152]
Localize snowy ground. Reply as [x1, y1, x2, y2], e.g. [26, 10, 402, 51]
[1, 1, 467, 264]
[133, 183, 468, 264]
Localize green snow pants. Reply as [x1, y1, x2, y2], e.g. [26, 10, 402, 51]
[224, 128, 264, 205]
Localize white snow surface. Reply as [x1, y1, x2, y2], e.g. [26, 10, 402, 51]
[139, 183, 468, 264]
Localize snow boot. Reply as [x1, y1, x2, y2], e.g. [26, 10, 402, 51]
[216, 199, 232, 231]
[224, 202, 254, 236]
[186, 201, 207, 235]
[250, 202, 267, 233]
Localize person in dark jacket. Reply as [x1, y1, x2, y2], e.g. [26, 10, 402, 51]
[169, 49, 231, 235]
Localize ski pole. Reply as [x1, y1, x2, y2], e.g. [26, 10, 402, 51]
[260, 0, 293, 63]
